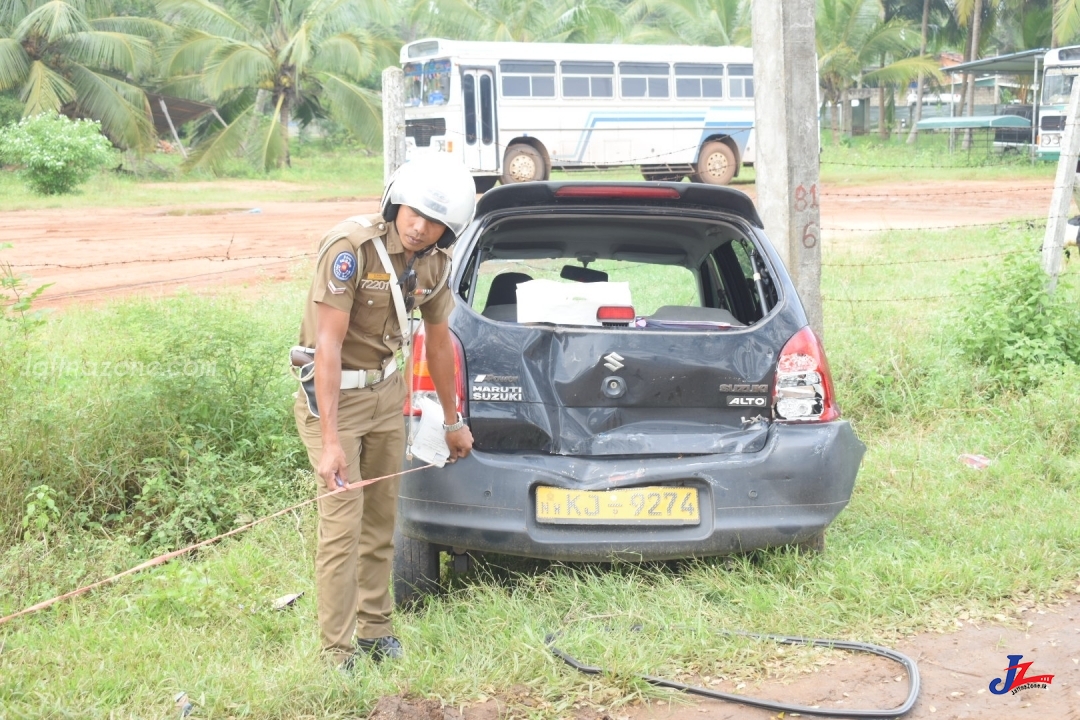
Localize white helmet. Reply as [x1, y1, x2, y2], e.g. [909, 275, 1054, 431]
[381, 154, 477, 248]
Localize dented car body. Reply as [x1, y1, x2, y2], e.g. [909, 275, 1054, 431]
[393, 182, 864, 600]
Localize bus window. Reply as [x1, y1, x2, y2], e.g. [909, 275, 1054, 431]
[499, 60, 556, 97]
[1043, 72, 1074, 105]
[405, 62, 423, 106]
[480, 74, 494, 145]
[729, 64, 754, 99]
[463, 74, 477, 144]
[619, 62, 670, 98]
[562, 61, 614, 98]
[675, 63, 724, 98]
[424, 59, 451, 105]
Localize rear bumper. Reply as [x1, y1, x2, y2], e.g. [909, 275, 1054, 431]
[397, 421, 865, 561]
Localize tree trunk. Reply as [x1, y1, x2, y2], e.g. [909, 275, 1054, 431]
[963, 0, 984, 150]
[830, 94, 840, 144]
[906, 0, 931, 144]
[878, 57, 887, 139]
[281, 97, 292, 168]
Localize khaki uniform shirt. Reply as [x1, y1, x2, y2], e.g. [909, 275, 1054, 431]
[298, 214, 454, 370]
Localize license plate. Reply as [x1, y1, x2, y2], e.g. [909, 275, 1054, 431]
[535, 486, 700, 525]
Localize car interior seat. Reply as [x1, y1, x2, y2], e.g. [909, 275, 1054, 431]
[482, 271, 533, 321]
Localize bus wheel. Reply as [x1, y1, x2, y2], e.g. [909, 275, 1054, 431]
[693, 141, 737, 185]
[501, 144, 544, 184]
[473, 176, 498, 193]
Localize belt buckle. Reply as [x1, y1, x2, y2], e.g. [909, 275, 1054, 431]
[365, 368, 381, 386]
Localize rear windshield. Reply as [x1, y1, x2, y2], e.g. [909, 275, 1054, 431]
[457, 214, 778, 329]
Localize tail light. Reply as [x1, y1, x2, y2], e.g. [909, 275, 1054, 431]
[772, 326, 840, 423]
[403, 324, 466, 416]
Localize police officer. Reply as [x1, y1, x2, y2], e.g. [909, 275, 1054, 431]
[294, 155, 476, 667]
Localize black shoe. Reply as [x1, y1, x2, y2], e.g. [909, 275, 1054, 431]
[354, 635, 404, 662]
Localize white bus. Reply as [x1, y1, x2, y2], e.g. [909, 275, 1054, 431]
[1036, 46, 1080, 161]
[399, 38, 755, 191]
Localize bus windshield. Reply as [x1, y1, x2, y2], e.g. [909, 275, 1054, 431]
[405, 59, 452, 106]
[1043, 71, 1074, 105]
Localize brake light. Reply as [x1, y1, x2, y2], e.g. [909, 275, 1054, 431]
[554, 186, 681, 199]
[772, 326, 840, 423]
[403, 324, 466, 417]
[596, 305, 635, 322]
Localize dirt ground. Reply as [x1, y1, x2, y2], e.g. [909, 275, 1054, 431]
[0, 178, 1054, 307]
[2, 177, 1075, 719]
[381, 595, 1079, 720]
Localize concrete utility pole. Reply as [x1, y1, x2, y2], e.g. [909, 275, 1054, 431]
[382, 67, 406, 185]
[752, 0, 824, 337]
[1042, 71, 1080, 292]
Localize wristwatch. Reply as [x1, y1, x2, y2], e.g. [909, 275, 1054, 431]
[443, 412, 466, 433]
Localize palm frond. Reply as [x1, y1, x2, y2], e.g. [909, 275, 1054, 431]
[19, 59, 75, 115]
[156, 0, 251, 41]
[14, 0, 91, 43]
[67, 64, 154, 150]
[182, 102, 255, 174]
[0, 37, 31, 91]
[1055, 0, 1080, 45]
[161, 31, 224, 76]
[251, 91, 286, 171]
[204, 42, 274, 98]
[316, 70, 380, 146]
[61, 31, 155, 75]
[312, 33, 377, 79]
[89, 16, 172, 39]
[863, 55, 945, 86]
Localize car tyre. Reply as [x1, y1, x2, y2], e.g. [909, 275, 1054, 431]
[693, 140, 737, 185]
[393, 529, 442, 608]
[501, 144, 545, 184]
[473, 176, 498, 193]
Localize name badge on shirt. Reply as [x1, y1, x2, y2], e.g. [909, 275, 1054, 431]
[365, 272, 391, 281]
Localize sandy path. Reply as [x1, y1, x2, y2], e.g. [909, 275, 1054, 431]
[0, 178, 1053, 307]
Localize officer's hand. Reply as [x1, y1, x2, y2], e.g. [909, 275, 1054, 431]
[318, 442, 350, 491]
[445, 425, 473, 463]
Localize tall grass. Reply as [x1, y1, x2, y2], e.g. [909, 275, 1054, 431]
[0, 288, 311, 553]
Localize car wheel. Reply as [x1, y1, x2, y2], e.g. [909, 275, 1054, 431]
[473, 176, 498, 193]
[794, 530, 826, 555]
[693, 141, 737, 185]
[393, 530, 442, 607]
[501, 144, 545, 184]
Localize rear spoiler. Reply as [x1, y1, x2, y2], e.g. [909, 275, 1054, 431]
[475, 182, 764, 229]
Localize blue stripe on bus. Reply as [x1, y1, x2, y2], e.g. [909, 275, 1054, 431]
[568, 111, 754, 163]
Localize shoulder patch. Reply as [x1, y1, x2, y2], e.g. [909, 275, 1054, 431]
[332, 251, 357, 282]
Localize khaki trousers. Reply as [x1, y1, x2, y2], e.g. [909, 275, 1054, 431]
[294, 371, 406, 663]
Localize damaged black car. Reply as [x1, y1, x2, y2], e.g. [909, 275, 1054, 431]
[394, 182, 865, 605]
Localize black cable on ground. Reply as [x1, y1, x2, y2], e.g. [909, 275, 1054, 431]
[545, 629, 920, 719]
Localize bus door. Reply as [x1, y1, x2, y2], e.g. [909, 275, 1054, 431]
[460, 67, 499, 173]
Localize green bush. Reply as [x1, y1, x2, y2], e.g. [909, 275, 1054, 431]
[0, 113, 116, 194]
[0, 90, 22, 128]
[955, 251, 1080, 389]
[0, 291, 309, 549]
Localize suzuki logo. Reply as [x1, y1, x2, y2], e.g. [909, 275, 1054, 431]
[603, 352, 625, 372]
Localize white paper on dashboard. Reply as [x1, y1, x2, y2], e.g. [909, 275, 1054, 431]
[516, 279, 632, 326]
[407, 396, 450, 468]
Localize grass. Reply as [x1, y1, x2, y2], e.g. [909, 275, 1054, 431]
[0, 132, 1058, 213]
[1, 160, 1079, 717]
[0, 143, 386, 211]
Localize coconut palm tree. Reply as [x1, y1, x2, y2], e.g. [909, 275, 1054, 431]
[158, 0, 398, 172]
[402, 0, 647, 43]
[644, 0, 751, 47]
[0, 0, 160, 149]
[816, 0, 941, 142]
